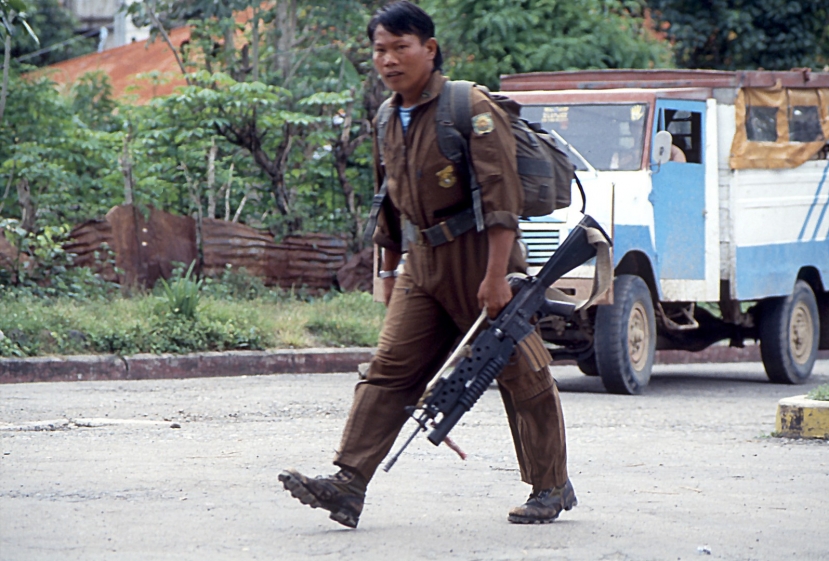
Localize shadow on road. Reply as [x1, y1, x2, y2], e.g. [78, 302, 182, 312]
[553, 362, 829, 396]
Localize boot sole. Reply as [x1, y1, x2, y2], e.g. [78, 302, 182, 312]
[508, 514, 558, 524]
[278, 471, 359, 529]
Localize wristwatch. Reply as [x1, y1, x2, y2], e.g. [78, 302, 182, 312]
[378, 270, 398, 279]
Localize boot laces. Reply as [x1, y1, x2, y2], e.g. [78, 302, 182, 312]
[529, 488, 553, 501]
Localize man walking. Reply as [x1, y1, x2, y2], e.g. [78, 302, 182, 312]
[280, 0, 576, 528]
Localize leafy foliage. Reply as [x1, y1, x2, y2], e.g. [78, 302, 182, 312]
[201, 264, 270, 300]
[0, 0, 38, 46]
[0, 70, 124, 228]
[123, 0, 381, 246]
[0, 289, 385, 357]
[7, 0, 95, 67]
[0, 217, 119, 296]
[423, 0, 674, 89]
[807, 384, 829, 402]
[649, 0, 829, 70]
[157, 260, 202, 319]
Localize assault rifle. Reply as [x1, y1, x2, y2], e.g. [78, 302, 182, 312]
[383, 214, 611, 472]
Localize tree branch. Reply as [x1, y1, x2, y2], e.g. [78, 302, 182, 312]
[0, 33, 10, 124]
[0, 161, 15, 215]
[147, 1, 192, 86]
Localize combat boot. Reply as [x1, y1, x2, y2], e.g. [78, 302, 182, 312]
[278, 468, 367, 528]
[507, 479, 577, 524]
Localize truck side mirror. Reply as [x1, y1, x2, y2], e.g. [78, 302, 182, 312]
[652, 130, 673, 166]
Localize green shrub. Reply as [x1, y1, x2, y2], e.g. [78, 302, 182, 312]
[0, 280, 385, 357]
[0, 219, 119, 300]
[0, 334, 25, 357]
[201, 264, 275, 301]
[157, 261, 202, 319]
[807, 384, 829, 402]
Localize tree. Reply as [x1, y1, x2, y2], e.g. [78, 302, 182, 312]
[1, 0, 37, 123]
[126, 0, 382, 248]
[1, 71, 123, 233]
[648, 0, 829, 70]
[8, 0, 95, 68]
[421, 0, 674, 90]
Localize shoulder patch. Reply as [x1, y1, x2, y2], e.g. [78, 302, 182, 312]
[472, 112, 494, 135]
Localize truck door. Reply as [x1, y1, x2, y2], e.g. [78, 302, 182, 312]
[650, 99, 706, 282]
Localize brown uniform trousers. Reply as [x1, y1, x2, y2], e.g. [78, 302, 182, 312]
[334, 72, 569, 490]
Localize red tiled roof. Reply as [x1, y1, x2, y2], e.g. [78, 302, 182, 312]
[41, 26, 191, 104]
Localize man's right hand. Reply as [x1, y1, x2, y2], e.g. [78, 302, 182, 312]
[381, 248, 402, 307]
[383, 277, 396, 307]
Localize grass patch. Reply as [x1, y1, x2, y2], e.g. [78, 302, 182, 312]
[807, 384, 829, 402]
[0, 290, 386, 357]
[305, 291, 386, 347]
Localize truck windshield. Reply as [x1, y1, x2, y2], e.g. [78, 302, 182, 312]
[521, 104, 648, 171]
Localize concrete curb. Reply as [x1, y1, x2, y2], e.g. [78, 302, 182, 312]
[0, 348, 375, 384]
[776, 395, 829, 439]
[1, 345, 827, 384]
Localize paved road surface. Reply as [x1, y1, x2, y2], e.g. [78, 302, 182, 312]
[1, 361, 828, 560]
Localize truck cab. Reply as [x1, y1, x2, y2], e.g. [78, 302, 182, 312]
[502, 69, 829, 394]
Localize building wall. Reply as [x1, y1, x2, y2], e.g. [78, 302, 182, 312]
[62, 0, 149, 50]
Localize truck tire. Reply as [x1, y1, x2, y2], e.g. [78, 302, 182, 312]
[760, 280, 819, 384]
[595, 275, 656, 395]
[577, 351, 600, 376]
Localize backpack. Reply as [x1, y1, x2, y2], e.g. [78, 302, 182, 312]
[364, 80, 576, 245]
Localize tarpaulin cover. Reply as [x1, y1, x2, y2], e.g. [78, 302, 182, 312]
[730, 86, 829, 169]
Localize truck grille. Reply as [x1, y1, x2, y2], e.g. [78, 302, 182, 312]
[520, 223, 562, 266]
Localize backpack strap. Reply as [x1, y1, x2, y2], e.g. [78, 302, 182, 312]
[363, 98, 394, 245]
[436, 80, 485, 232]
[375, 98, 393, 167]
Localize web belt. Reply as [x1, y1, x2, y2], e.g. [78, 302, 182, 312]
[404, 208, 478, 248]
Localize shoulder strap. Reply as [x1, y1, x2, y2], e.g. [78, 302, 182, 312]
[362, 98, 394, 245]
[436, 80, 474, 162]
[375, 98, 393, 167]
[436, 80, 485, 232]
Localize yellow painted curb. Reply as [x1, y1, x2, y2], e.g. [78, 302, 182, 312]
[776, 396, 829, 439]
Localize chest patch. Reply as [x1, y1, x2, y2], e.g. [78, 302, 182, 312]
[436, 165, 456, 189]
[472, 112, 495, 135]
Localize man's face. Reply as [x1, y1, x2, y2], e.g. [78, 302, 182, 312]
[372, 24, 436, 101]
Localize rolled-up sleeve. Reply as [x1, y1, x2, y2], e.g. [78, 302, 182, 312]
[467, 89, 522, 231]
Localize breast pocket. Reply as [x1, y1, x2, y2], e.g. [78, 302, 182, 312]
[421, 149, 468, 220]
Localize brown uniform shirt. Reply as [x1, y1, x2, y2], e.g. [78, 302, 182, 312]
[372, 72, 523, 254]
[371, 72, 528, 330]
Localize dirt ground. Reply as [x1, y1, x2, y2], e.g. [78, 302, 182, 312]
[1, 360, 828, 561]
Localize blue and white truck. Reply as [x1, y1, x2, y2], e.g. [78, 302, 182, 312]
[501, 69, 829, 394]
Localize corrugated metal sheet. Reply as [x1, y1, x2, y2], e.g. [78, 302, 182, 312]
[201, 220, 347, 291]
[102, 205, 198, 287]
[62, 207, 348, 292]
[274, 233, 348, 291]
[202, 218, 283, 281]
[64, 219, 118, 282]
[0, 229, 21, 274]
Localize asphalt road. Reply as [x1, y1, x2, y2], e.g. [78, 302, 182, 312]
[1, 361, 828, 561]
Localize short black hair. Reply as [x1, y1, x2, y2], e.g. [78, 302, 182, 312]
[367, 1, 443, 71]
